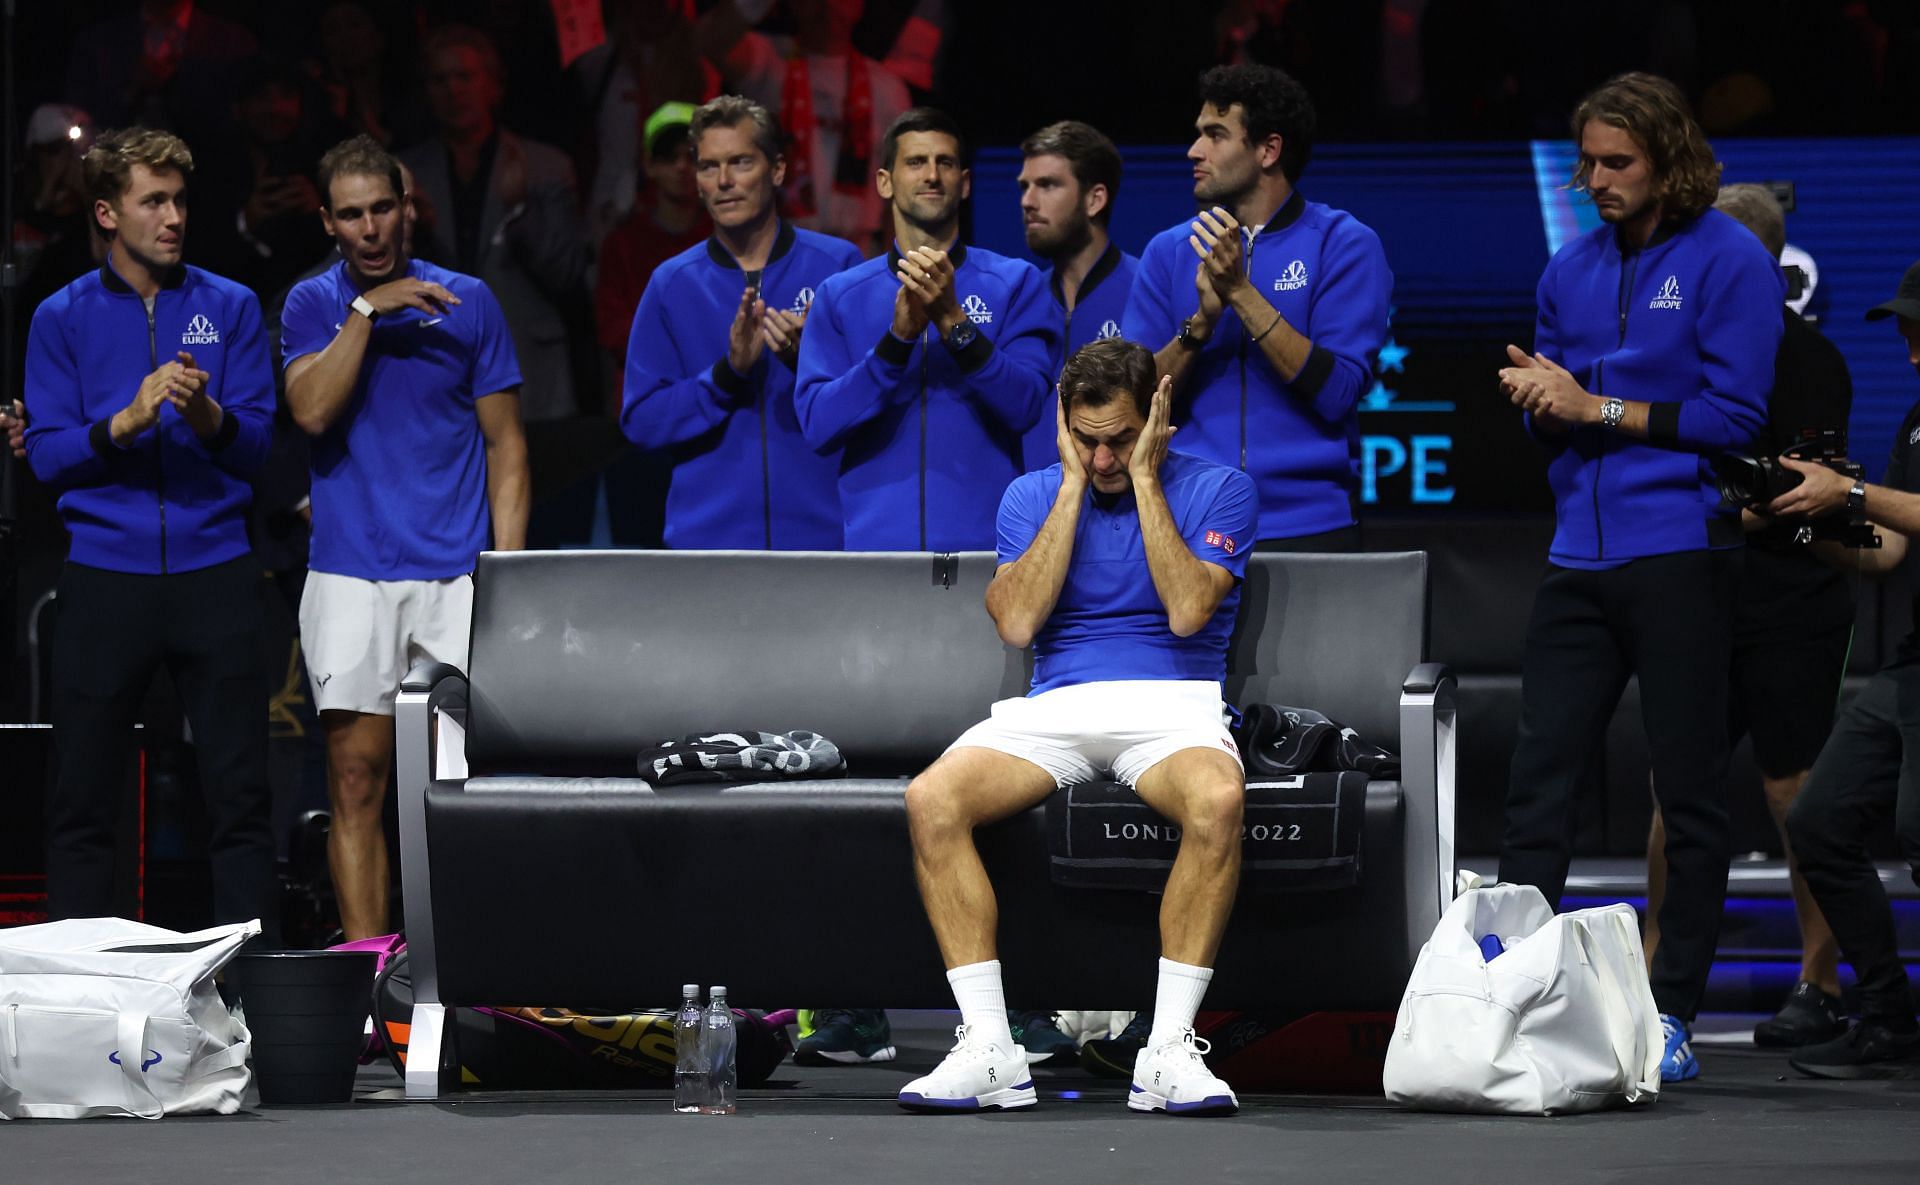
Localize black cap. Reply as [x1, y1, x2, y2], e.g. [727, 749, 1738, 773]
[1866, 259, 1920, 322]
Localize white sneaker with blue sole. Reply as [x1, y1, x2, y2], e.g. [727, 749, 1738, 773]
[1128, 1029, 1239, 1116]
[897, 1025, 1036, 1112]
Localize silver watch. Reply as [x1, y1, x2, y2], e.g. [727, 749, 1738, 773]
[1599, 397, 1625, 429]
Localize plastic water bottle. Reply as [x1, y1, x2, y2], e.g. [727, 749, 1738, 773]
[700, 986, 737, 1115]
[673, 984, 706, 1113]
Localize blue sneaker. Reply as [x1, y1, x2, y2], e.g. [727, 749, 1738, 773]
[794, 1008, 897, 1065]
[1079, 1012, 1150, 1078]
[1659, 1013, 1699, 1082]
[1009, 1010, 1078, 1064]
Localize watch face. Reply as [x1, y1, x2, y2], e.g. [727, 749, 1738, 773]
[950, 321, 977, 348]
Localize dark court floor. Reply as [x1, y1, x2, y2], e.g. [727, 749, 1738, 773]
[4, 1014, 1916, 1185]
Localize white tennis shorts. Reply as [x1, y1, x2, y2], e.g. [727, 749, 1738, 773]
[299, 571, 473, 716]
[945, 679, 1241, 787]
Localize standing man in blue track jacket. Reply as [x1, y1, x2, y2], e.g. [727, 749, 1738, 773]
[623, 95, 862, 549]
[1496, 73, 1780, 1084]
[23, 128, 278, 933]
[1016, 120, 1139, 474]
[795, 107, 1060, 552]
[1125, 64, 1390, 551]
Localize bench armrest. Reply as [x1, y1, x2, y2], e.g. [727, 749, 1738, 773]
[393, 660, 467, 1099]
[1398, 663, 1457, 968]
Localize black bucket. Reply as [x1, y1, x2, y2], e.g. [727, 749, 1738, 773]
[229, 950, 378, 1104]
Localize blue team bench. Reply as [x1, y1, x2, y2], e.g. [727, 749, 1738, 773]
[391, 549, 1455, 1099]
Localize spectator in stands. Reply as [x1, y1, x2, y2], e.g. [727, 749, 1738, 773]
[401, 23, 587, 424]
[1768, 259, 1920, 1080]
[63, 0, 258, 146]
[1015, 120, 1137, 474]
[620, 95, 856, 550]
[897, 338, 1255, 1115]
[306, 0, 423, 149]
[283, 136, 529, 941]
[196, 59, 334, 305]
[1496, 73, 1779, 1083]
[1123, 64, 1391, 551]
[22, 128, 277, 938]
[594, 103, 710, 374]
[10, 106, 102, 398]
[1642, 183, 1852, 1051]
[697, 0, 912, 254]
[795, 106, 1058, 553]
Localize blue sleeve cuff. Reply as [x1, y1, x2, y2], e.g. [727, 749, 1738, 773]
[1291, 345, 1336, 398]
[875, 330, 915, 367]
[89, 419, 123, 459]
[206, 409, 241, 453]
[1647, 402, 1680, 446]
[710, 357, 756, 402]
[950, 329, 995, 375]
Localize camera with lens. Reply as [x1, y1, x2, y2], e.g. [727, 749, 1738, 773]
[1713, 427, 1880, 548]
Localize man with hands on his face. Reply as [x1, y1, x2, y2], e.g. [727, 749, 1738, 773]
[22, 127, 278, 934]
[622, 95, 861, 549]
[282, 134, 529, 941]
[897, 338, 1256, 1116]
[1495, 73, 1779, 1085]
[795, 106, 1060, 551]
[1763, 263, 1920, 1080]
[1124, 63, 1390, 551]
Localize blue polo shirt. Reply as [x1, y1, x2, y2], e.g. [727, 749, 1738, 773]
[999, 449, 1258, 695]
[1021, 243, 1141, 472]
[281, 259, 522, 581]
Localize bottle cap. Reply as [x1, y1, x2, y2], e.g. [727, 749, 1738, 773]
[682, 983, 699, 996]
[710, 985, 727, 996]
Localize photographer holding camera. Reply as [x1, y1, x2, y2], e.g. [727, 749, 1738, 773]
[1643, 184, 1854, 1050]
[1765, 260, 1920, 1079]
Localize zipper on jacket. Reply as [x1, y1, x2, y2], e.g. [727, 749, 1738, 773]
[147, 299, 169, 574]
[1591, 247, 1639, 562]
[760, 390, 773, 549]
[1238, 225, 1256, 471]
[919, 330, 930, 550]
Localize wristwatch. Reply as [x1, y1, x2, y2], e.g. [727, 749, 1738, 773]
[945, 319, 978, 353]
[1599, 397, 1625, 430]
[350, 295, 378, 323]
[1847, 479, 1868, 515]
[1177, 315, 1211, 350]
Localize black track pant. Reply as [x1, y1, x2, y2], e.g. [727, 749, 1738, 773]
[1786, 658, 1920, 1028]
[45, 557, 274, 933]
[1500, 549, 1739, 1021]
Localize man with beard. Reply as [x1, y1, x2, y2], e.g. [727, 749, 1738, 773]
[621, 94, 860, 548]
[282, 135, 530, 940]
[1015, 120, 1139, 474]
[1124, 64, 1390, 551]
[1496, 73, 1779, 1082]
[795, 106, 1058, 552]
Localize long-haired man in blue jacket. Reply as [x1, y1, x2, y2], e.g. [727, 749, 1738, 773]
[794, 107, 1060, 552]
[23, 128, 278, 934]
[1496, 73, 1781, 1083]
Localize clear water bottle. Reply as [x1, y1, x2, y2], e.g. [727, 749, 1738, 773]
[673, 984, 706, 1113]
[700, 986, 737, 1115]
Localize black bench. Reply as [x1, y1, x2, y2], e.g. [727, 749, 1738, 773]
[391, 550, 1454, 1099]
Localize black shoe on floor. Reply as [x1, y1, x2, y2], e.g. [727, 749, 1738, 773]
[1078, 1012, 1150, 1079]
[1788, 1021, 1920, 1080]
[1754, 981, 1846, 1048]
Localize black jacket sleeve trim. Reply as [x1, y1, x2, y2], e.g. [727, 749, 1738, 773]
[206, 409, 241, 453]
[1647, 401, 1680, 445]
[89, 419, 122, 459]
[950, 330, 995, 375]
[875, 330, 916, 367]
[1291, 345, 1337, 398]
[709, 357, 756, 402]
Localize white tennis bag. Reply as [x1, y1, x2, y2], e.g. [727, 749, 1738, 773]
[1383, 882, 1663, 1115]
[0, 917, 260, 1119]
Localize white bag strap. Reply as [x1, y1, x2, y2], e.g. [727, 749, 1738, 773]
[114, 1011, 165, 1120]
[1576, 914, 1657, 1096]
[3, 1004, 15, 1061]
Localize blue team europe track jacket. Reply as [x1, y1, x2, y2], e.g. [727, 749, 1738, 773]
[623, 222, 863, 548]
[24, 260, 274, 574]
[1124, 191, 1391, 542]
[1021, 243, 1140, 471]
[1531, 209, 1780, 565]
[795, 241, 1060, 550]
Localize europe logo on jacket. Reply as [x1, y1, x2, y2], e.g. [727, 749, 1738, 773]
[181, 314, 221, 345]
[1649, 275, 1683, 311]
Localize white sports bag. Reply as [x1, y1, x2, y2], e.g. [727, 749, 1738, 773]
[1382, 882, 1663, 1115]
[0, 917, 260, 1119]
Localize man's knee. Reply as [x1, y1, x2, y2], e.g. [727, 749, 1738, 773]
[1784, 782, 1844, 867]
[906, 765, 967, 838]
[1179, 777, 1245, 847]
[328, 755, 388, 818]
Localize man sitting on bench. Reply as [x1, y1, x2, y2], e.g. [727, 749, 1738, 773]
[899, 337, 1258, 1116]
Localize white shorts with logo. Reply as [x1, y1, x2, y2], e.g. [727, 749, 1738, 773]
[299, 571, 473, 717]
[945, 680, 1241, 788]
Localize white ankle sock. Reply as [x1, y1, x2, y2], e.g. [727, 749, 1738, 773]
[947, 961, 1014, 1049]
[1147, 957, 1214, 1047]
